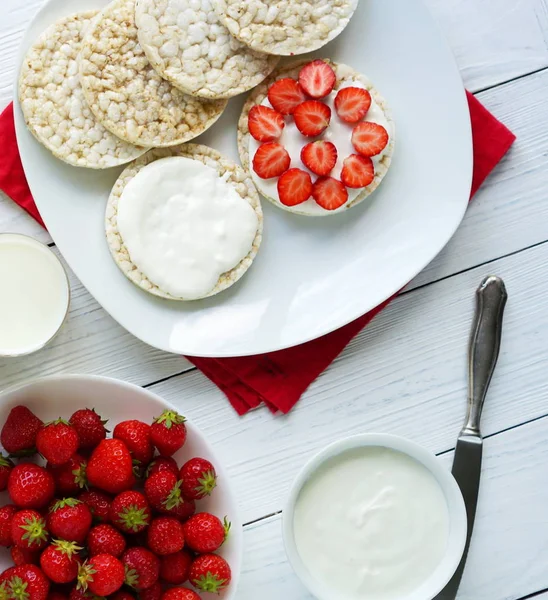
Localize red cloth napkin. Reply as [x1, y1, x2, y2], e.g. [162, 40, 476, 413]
[0, 92, 515, 415]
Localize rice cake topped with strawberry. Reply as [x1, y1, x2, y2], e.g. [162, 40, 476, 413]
[238, 59, 395, 216]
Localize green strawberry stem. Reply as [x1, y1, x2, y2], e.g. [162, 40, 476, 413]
[20, 515, 47, 546]
[154, 410, 186, 429]
[195, 572, 228, 594]
[196, 470, 217, 496]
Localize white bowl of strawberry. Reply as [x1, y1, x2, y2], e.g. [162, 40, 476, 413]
[0, 375, 242, 600]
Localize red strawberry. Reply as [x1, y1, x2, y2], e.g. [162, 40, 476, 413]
[11, 510, 48, 550]
[247, 105, 284, 142]
[109, 491, 150, 534]
[312, 177, 349, 210]
[189, 554, 231, 594]
[144, 472, 194, 520]
[67, 588, 93, 600]
[159, 550, 193, 585]
[69, 410, 107, 451]
[298, 60, 336, 98]
[146, 457, 178, 479]
[8, 464, 55, 509]
[113, 421, 153, 466]
[351, 121, 389, 157]
[161, 589, 200, 600]
[0, 504, 17, 546]
[87, 524, 126, 557]
[267, 78, 306, 115]
[147, 517, 184, 556]
[179, 458, 216, 500]
[48, 454, 87, 496]
[47, 498, 92, 544]
[341, 154, 375, 188]
[183, 513, 229, 554]
[36, 420, 79, 466]
[1, 406, 43, 456]
[277, 168, 313, 206]
[77, 554, 124, 596]
[87, 439, 134, 494]
[0, 565, 50, 600]
[136, 582, 161, 600]
[334, 87, 372, 123]
[11, 546, 39, 566]
[122, 547, 160, 591]
[300, 140, 337, 176]
[40, 540, 82, 584]
[111, 592, 135, 600]
[150, 411, 187, 458]
[0, 453, 14, 491]
[293, 100, 331, 137]
[79, 489, 111, 523]
[252, 142, 291, 179]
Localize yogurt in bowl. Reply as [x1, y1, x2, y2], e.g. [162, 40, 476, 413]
[283, 434, 467, 600]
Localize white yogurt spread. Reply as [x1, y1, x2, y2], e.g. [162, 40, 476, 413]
[116, 157, 259, 299]
[293, 447, 450, 600]
[249, 82, 393, 215]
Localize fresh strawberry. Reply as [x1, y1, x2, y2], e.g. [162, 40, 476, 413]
[69, 410, 107, 451]
[267, 78, 306, 115]
[79, 489, 111, 523]
[77, 554, 125, 596]
[351, 121, 389, 157]
[252, 142, 291, 179]
[147, 517, 184, 556]
[47, 498, 92, 544]
[48, 454, 87, 496]
[87, 524, 126, 557]
[8, 464, 55, 509]
[87, 439, 134, 494]
[160, 589, 200, 600]
[179, 458, 217, 500]
[298, 60, 336, 99]
[11, 510, 48, 550]
[0, 565, 50, 600]
[277, 168, 313, 206]
[341, 154, 374, 188]
[110, 592, 135, 600]
[136, 582, 161, 600]
[189, 554, 231, 594]
[11, 546, 39, 566]
[159, 550, 193, 585]
[293, 100, 331, 137]
[144, 472, 194, 520]
[247, 105, 285, 142]
[113, 421, 153, 466]
[312, 176, 349, 210]
[36, 420, 79, 466]
[1, 406, 43, 456]
[300, 140, 337, 176]
[334, 86, 372, 123]
[109, 491, 150, 534]
[150, 411, 187, 458]
[183, 513, 229, 554]
[40, 540, 82, 584]
[146, 457, 178, 479]
[122, 547, 160, 591]
[0, 505, 17, 546]
[67, 588, 93, 600]
[0, 453, 14, 491]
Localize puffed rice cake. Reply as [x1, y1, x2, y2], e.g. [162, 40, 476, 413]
[213, 0, 360, 56]
[238, 59, 395, 216]
[135, 0, 279, 99]
[106, 144, 263, 300]
[19, 12, 146, 169]
[79, 0, 227, 148]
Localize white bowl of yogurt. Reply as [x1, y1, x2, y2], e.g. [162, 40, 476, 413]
[283, 434, 467, 600]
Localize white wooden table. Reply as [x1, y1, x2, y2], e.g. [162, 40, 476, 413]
[2, 1, 548, 598]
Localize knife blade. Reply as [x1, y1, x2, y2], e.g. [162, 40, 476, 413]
[434, 275, 507, 600]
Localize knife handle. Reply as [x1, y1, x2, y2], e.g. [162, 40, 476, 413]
[462, 276, 508, 437]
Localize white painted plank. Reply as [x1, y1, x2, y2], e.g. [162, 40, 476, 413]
[237, 416, 548, 600]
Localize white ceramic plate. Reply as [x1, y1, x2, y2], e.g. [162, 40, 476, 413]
[14, 0, 472, 357]
[0, 375, 243, 600]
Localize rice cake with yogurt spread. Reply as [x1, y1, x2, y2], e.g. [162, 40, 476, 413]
[239, 59, 395, 216]
[214, 0, 359, 56]
[135, 0, 279, 99]
[19, 12, 146, 169]
[79, 0, 227, 147]
[106, 144, 262, 300]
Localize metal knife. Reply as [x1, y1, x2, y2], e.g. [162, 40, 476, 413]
[433, 275, 507, 600]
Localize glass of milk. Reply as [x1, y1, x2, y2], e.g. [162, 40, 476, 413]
[0, 233, 70, 357]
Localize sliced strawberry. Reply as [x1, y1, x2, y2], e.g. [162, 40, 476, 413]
[341, 154, 375, 188]
[248, 105, 285, 142]
[300, 141, 337, 176]
[351, 121, 389, 157]
[334, 87, 372, 123]
[298, 60, 336, 99]
[277, 169, 313, 206]
[294, 101, 331, 137]
[267, 78, 306, 115]
[252, 143, 291, 179]
[312, 177, 349, 211]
